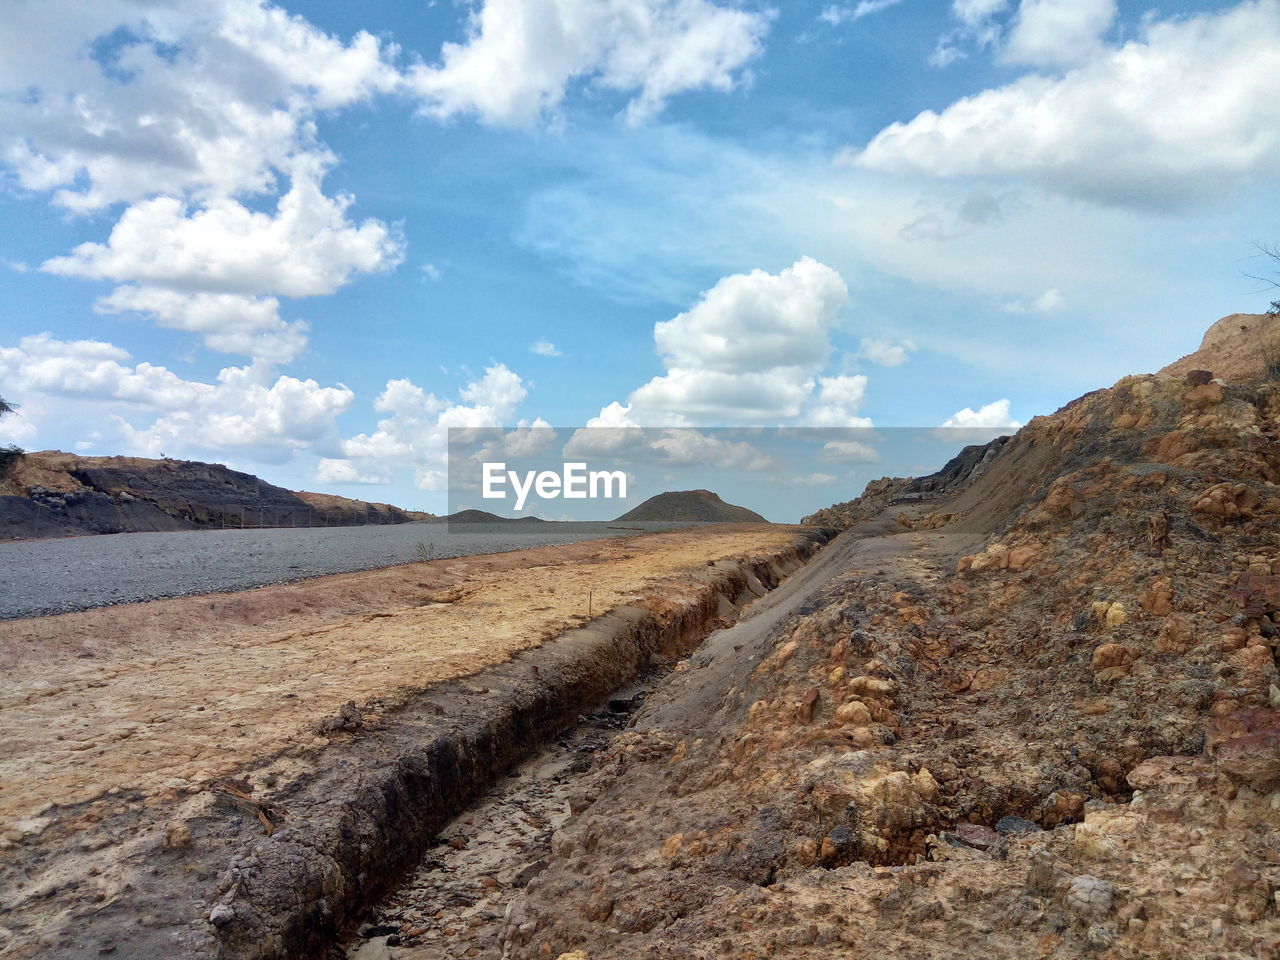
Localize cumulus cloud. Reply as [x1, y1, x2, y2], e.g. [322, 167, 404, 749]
[1, 1, 401, 213]
[1002, 0, 1116, 67]
[800, 375, 874, 428]
[96, 287, 307, 364]
[328, 364, 530, 491]
[42, 162, 402, 297]
[0, 332, 353, 461]
[940, 398, 1021, 430]
[405, 0, 770, 126]
[2, 3, 409, 365]
[856, 1, 1280, 209]
[649, 429, 776, 470]
[530, 340, 562, 357]
[627, 257, 849, 424]
[952, 0, 1009, 26]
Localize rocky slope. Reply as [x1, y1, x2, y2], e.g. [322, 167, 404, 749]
[618, 489, 767, 523]
[495, 317, 1280, 960]
[0, 451, 427, 540]
[802, 435, 1011, 529]
[1159, 311, 1280, 382]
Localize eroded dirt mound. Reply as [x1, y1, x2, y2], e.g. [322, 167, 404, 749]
[0, 451, 425, 539]
[1159, 311, 1280, 383]
[498, 368, 1280, 959]
[618, 490, 767, 523]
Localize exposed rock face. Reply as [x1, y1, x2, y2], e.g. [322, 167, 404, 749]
[617, 489, 767, 523]
[0, 451, 424, 540]
[802, 436, 1010, 529]
[1158, 311, 1280, 383]
[497, 333, 1280, 959]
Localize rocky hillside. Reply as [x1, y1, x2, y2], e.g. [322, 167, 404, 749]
[0, 451, 429, 540]
[802, 435, 1011, 529]
[1159, 311, 1280, 382]
[497, 314, 1280, 959]
[617, 489, 767, 523]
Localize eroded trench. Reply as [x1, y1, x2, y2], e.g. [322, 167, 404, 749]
[342, 674, 663, 960]
[211, 530, 835, 960]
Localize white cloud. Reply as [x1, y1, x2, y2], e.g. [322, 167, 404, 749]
[856, 1, 1280, 209]
[859, 337, 915, 367]
[1003, 287, 1065, 313]
[770, 471, 837, 485]
[0, 333, 209, 410]
[1, 1, 400, 213]
[820, 0, 904, 26]
[96, 287, 307, 364]
[530, 340, 562, 357]
[117, 365, 353, 459]
[940, 397, 1021, 430]
[801, 374, 874, 428]
[562, 402, 644, 457]
[649, 429, 776, 470]
[625, 257, 848, 424]
[819, 439, 882, 462]
[330, 364, 530, 491]
[314, 458, 389, 485]
[0, 332, 354, 461]
[953, 0, 1009, 27]
[1002, 0, 1116, 67]
[0, 408, 38, 445]
[405, 0, 770, 126]
[42, 162, 402, 298]
[5, 3, 405, 365]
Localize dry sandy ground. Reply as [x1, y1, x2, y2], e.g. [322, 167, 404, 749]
[0, 525, 797, 837]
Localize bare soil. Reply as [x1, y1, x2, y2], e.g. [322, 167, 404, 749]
[0, 523, 820, 960]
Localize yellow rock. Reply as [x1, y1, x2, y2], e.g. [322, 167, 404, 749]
[1075, 808, 1143, 860]
[1104, 602, 1128, 629]
[834, 701, 872, 725]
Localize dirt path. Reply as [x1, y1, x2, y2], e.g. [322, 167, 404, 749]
[0, 525, 797, 830]
[340, 510, 982, 960]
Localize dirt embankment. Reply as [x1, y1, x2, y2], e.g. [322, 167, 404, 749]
[0, 524, 829, 960]
[495, 360, 1280, 958]
[0, 451, 425, 540]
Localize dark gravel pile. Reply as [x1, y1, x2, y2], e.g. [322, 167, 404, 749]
[0, 520, 697, 620]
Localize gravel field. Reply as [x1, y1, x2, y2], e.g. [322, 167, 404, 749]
[0, 520, 697, 620]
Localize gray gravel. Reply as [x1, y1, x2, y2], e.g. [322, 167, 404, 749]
[0, 520, 699, 620]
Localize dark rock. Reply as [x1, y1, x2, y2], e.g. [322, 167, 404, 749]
[995, 815, 1041, 836]
[954, 823, 999, 849]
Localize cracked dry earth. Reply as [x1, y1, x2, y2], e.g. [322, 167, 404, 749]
[493, 372, 1280, 960]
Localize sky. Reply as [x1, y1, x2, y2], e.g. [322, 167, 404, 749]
[1, 0, 1278, 518]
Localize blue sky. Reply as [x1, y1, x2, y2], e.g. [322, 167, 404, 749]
[2, 0, 1278, 517]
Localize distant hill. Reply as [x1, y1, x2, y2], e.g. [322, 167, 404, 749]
[436, 509, 549, 523]
[615, 489, 767, 523]
[0, 451, 431, 541]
